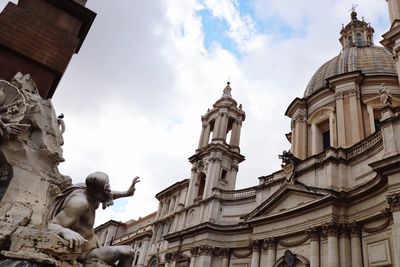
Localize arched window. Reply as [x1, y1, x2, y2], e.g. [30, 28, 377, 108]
[165, 199, 171, 214]
[170, 196, 176, 213]
[134, 252, 140, 265]
[207, 119, 215, 144]
[148, 256, 158, 267]
[356, 33, 362, 46]
[347, 35, 353, 46]
[318, 119, 330, 151]
[196, 173, 206, 199]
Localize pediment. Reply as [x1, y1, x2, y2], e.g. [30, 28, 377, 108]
[246, 184, 329, 221]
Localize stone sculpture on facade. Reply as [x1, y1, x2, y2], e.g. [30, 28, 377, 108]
[379, 83, 392, 106]
[46, 172, 140, 266]
[0, 79, 29, 143]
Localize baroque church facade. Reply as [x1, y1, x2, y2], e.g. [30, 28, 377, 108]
[95, 3, 400, 267]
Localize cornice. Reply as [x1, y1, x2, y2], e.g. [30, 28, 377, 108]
[164, 221, 251, 242]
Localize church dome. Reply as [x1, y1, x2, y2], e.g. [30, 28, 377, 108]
[304, 11, 397, 97]
[304, 46, 396, 97]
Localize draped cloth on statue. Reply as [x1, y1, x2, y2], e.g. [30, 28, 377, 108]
[46, 184, 86, 225]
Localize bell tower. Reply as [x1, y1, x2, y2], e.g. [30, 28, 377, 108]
[186, 82, 246, 205]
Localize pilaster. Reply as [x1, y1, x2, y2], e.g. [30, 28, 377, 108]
[196, 245, 213, 267]
[309, 227, 320, 267]
[339, 224, 351, 267]
[350, 223, 363, 267]
[250, 240, 261, 267]
[265, 238, 277, 267]
[387, 193, 400, 266]
[325, 223, 339, 267]
[335, 91, 346, 147]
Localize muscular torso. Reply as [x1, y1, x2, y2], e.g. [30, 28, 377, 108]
[55, 189, 100, 252]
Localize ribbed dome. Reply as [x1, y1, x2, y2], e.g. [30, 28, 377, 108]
[304, 46, 396, 97]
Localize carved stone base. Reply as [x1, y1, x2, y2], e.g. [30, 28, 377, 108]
[9, 227, 81, 261]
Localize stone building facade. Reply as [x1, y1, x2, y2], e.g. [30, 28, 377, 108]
[95, 212, 157, 267]
[96, 3, 400, 267]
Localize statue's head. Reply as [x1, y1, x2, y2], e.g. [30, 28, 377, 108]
[85, 171, 113, 209]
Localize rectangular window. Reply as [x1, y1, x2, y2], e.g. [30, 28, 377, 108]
[322, 130, 330, 149]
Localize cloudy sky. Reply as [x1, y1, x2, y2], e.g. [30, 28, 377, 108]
[1, 0, 390, 225]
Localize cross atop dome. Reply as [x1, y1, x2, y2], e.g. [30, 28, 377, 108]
[349, 4, 358, 20]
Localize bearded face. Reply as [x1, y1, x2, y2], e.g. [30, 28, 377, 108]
[101, 183, 114, 209]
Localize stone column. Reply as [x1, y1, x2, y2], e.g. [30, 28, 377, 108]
[185, 166, 199, 206]
[350, 223, 363, 267]
[309, 227, 320, 267]
[335, 92, 346, 147]
[212, 114, 222, 140]
[198, 122, 205, 149]
[230, 119, 243, 151]
[387, 194, 400, 267]
[326, 224, 339, 267]
[250, 240, 261, 267]
[189, 257, 196, 267]
[292, 108, 308, 160]
[221, 249, 230, 267]
[339, 225, 351, 267]
[295, 120, 308, 159]
[367, 105, 375, 133]
[265, 238, 277, 267]
[138, 237, 151, 266]
[189, 247, 198, 267]
[198, 122, 208, 148]
[311, 123, 321, 155]
[218, 112, 228, 140]
[228, 163, 239, 190]
[196, 246, 213, 267]
[387, 0, 400, 23]
[348, 89, 362, 144]
[203, 154, 221, 199]
[165, 253, 173, 267]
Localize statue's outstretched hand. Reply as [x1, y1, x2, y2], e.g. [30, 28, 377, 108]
[127, 176, 140, 195]
[132, 176, 140, 185]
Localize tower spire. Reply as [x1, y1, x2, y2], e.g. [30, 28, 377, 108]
[186, 82, 246, 205]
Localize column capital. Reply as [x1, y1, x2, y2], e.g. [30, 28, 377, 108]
[263, 238, 277, 250]
[349, 222, 361, 237]
[307, 226, 321, 241]
[231, 165, 239, 172]
[387, 193, 400, 212]
[338, 223, 350, 238]
[335, 91, 344, 99]
[291, 108, 307, 129]
[249, 240, 262, 251]
[165, 252, 180, 263]
[323, 222, 340, 237]
[198, 245, 214, 256]
[190, 247, 199, 257]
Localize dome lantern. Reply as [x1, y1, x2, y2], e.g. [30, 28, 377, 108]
[339, 9, 375, 49]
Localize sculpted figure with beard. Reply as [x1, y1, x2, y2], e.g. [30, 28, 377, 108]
[46, 172, 140, 267]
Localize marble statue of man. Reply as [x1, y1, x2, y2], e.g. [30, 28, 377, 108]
[46, 172, 140, 267]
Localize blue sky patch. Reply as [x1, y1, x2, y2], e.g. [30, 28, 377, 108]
[197, 8, 240, 56]
[112, 198, 128, 212]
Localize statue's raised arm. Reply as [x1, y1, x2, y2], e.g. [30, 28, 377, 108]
[46, 171, 138, 267]
[111, 176, 140, 200]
